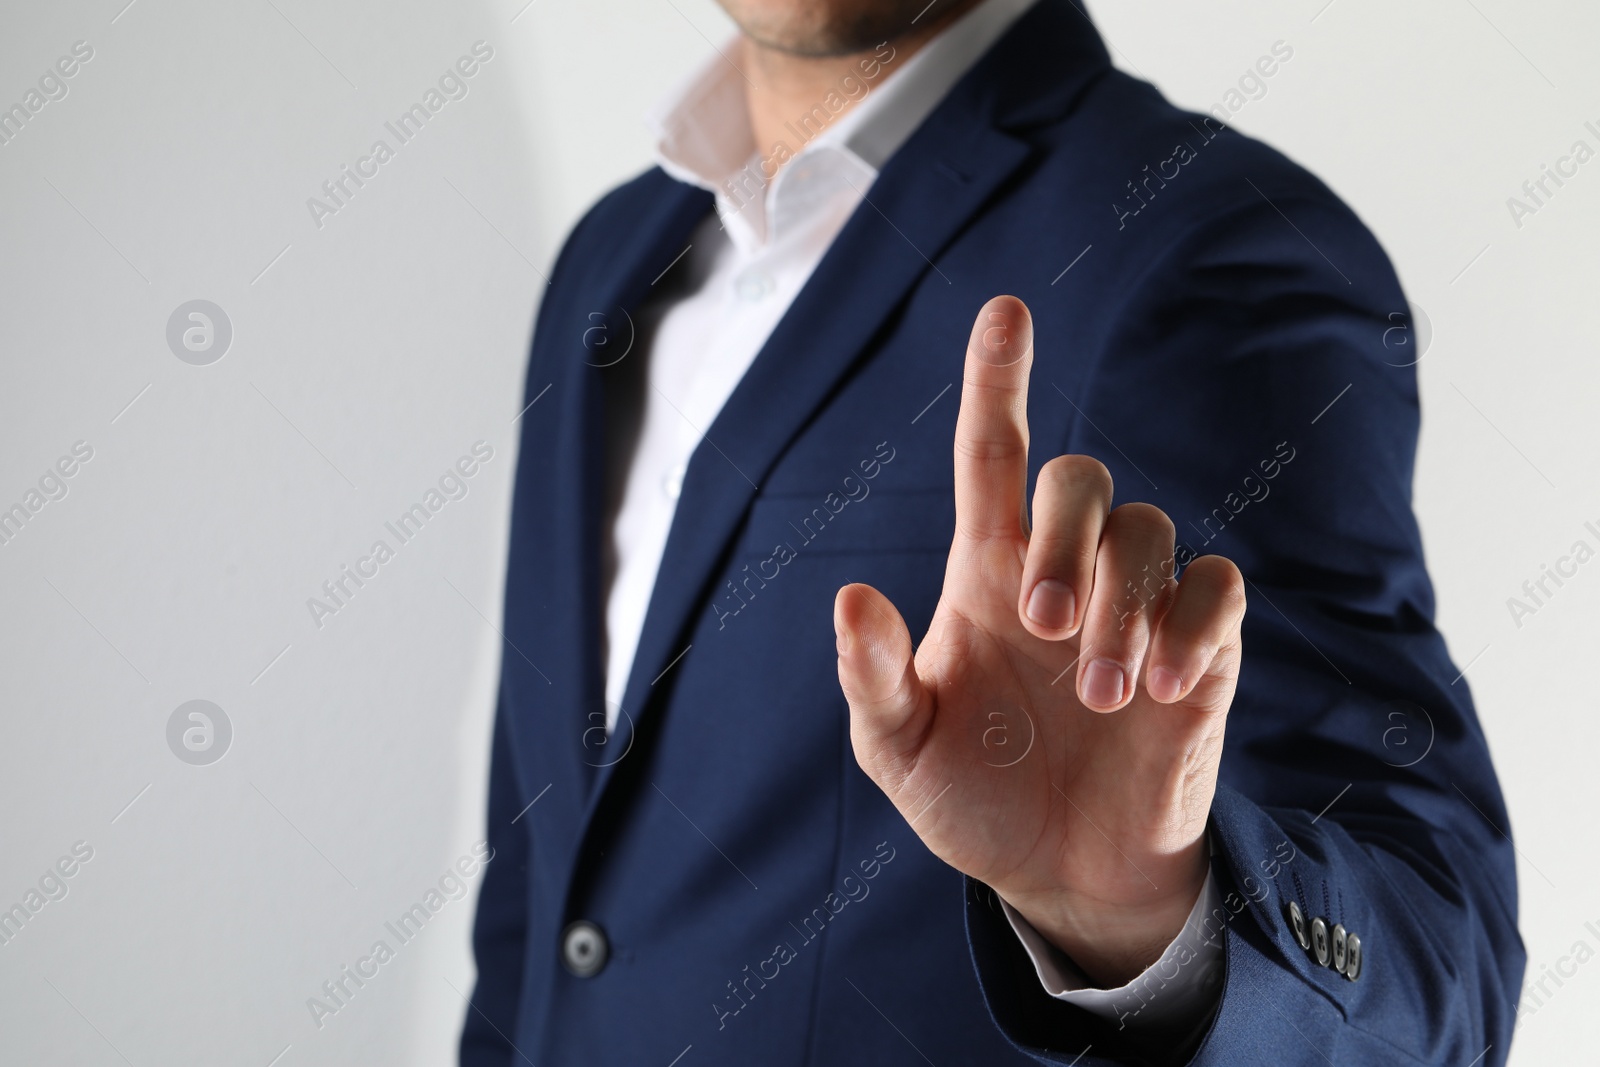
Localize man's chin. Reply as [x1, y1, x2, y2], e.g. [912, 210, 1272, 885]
[718, 0, 954, 58]
[741, 30, 878, 58]
[737, 19, 894, 57]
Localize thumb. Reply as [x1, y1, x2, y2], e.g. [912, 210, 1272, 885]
[834, 583, 931, 775]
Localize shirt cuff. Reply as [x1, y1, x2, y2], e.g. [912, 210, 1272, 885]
[999, 870, 1225, 1033]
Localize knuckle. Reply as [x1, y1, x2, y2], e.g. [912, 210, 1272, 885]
[1189, 555, 1247, 616]
[1087, 588, 1155, 647]
[1091, 629, 1147, 668]
[954, 435, 1025, 464]
[954, 519, 1006, 547]
[1031, 532, 1096, 574]
[1039, 454, 1113, 504]
[1109, 501, 1176, 545]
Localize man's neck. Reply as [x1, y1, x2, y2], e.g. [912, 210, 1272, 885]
[736, 2, 982, 176]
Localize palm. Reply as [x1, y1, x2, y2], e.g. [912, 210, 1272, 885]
[904, 540, 1218, 911]
[834, 296, 1244, 982]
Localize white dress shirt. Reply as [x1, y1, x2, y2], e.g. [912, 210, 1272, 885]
[598, 0, 1223, 1031]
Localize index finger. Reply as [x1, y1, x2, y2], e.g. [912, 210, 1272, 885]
[953, 295, 1034, 545]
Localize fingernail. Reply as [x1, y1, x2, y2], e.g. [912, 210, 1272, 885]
[1026, 579, 1075, 631]
[1082, 659, 1126, 708]
[835, 627, 851, 656]
[1148, 666, 1183, 703]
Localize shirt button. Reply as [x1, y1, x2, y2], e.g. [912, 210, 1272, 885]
[561, 920, 608, 977]
[662, 464, 685, 500]
[735, 270, 773, 303]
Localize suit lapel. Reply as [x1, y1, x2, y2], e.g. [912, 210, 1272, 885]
[576, 0, 1114, 823]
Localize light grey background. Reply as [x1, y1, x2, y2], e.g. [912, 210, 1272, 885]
[0, 0, 1594, 1063]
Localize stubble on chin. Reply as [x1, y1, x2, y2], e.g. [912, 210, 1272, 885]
[724, 0, 959, 58]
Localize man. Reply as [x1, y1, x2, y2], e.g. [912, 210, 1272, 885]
[462, 0, 1524, 1063]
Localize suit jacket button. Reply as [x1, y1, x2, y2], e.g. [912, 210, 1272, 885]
[1310, 916, 1332, 968]
[561, 920, 608, 977]
[1343, 932, 1363, 981]
[1286, 900, 1310, 950]
[1330, 923, 1348, 973]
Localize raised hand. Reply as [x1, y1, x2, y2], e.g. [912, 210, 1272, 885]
[833, 295, 1246, 986]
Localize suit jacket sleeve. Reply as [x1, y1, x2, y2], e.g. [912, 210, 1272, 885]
[967, 188, 1526, 1066]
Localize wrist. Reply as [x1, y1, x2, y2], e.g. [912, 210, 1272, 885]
[999, 844, 1210, 987]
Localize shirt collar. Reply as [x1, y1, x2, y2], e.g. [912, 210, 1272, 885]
[646, 0, 1038, 251]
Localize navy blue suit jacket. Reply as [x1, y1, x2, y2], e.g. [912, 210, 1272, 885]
[463, 3, 1524, 1063]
